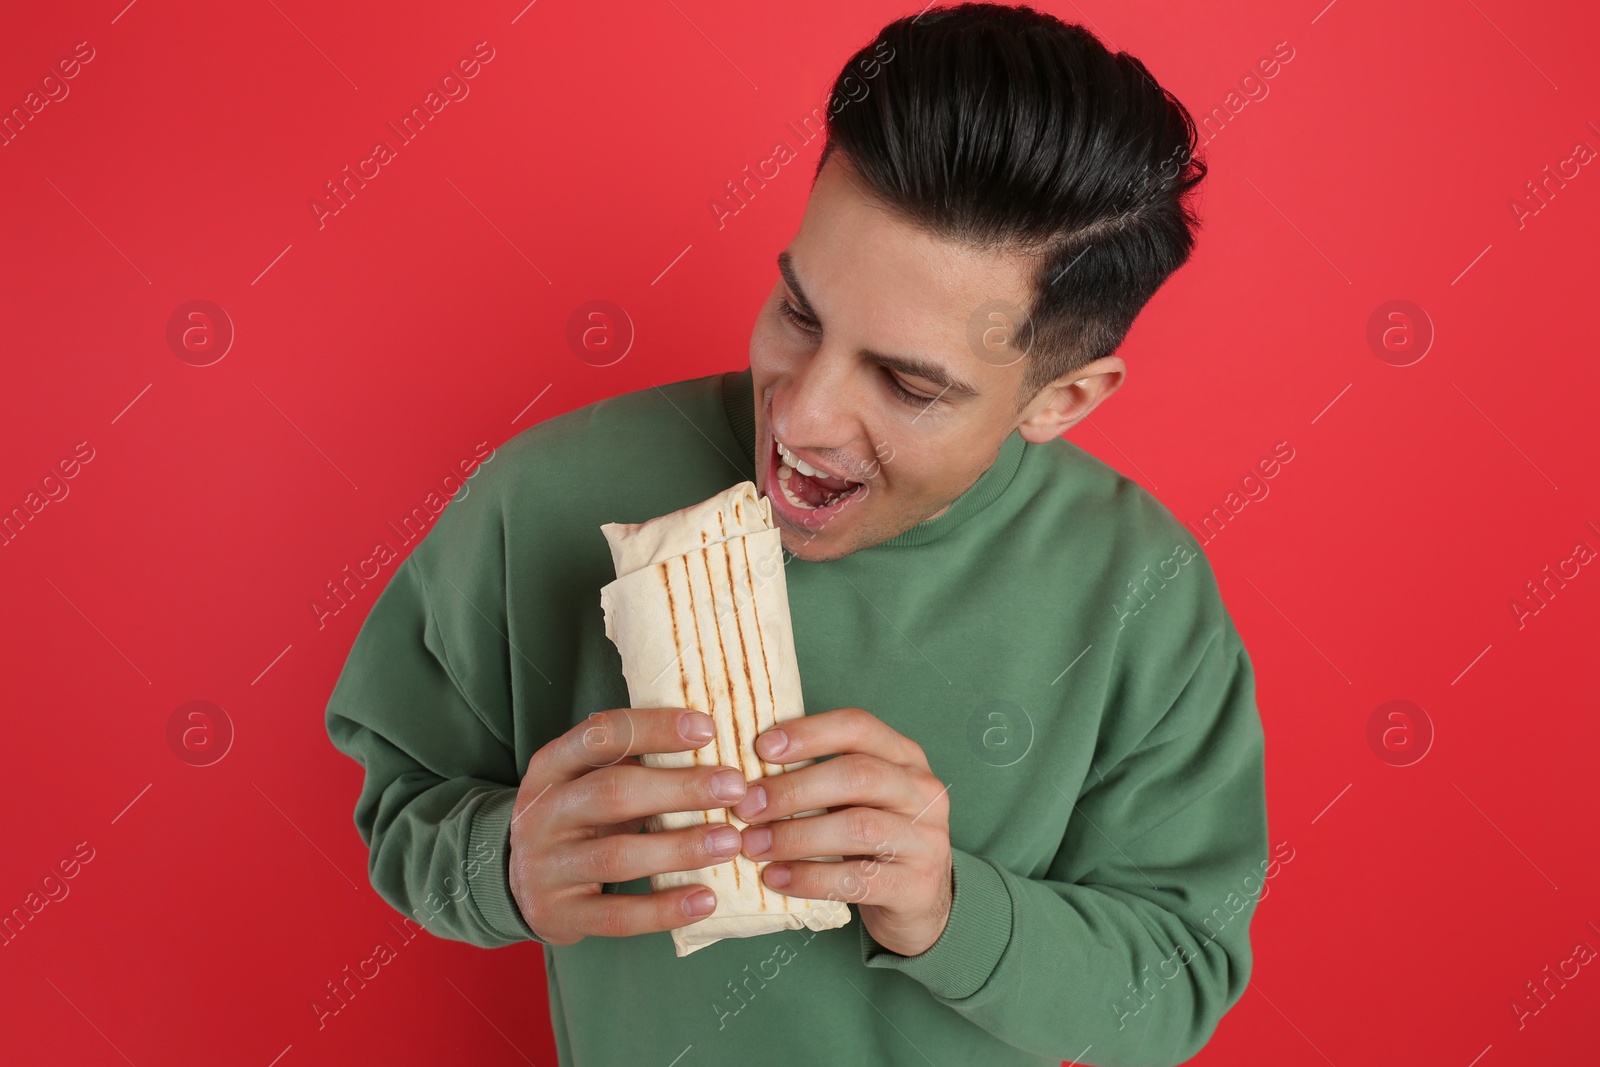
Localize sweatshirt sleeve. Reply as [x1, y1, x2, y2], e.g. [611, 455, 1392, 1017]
[324, 471, 547, 949]
[860, 619, 1270, 1067]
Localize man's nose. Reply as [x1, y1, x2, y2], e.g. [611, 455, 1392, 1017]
[773, 350, 858, 457]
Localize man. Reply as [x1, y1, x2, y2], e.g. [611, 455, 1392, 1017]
[325, 4, 1270, 1066]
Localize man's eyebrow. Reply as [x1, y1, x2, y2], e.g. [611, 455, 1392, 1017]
[775, 250, 982, 400]
[776, 250, 820, 319]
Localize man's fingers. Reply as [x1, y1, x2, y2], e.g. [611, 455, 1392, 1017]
[752, 706, 929, 770]
[731, 753, 927, 824]
[739, 806, 919, 865]
[540, 708, 716, 782]
[558, 821, 744, 885]
[591, 813, 648, 840]
[758, 857, 903, 907]
[566, 884, 721, 939]
[558, 763, 748, 829]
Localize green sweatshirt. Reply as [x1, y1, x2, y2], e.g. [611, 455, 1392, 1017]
[325, 366, 1270, 1067]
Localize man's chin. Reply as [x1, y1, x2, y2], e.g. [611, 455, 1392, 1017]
[777, 526, 856, 562]
[772, 510, 835, 554]
[764, 501, 861, 561]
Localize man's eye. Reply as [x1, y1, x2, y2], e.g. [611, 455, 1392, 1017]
[776, 298, 820, 334]
[776, 297, 938, 410]
[884, 372, 937, 406]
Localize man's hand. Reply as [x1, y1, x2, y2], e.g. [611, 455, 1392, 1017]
[507, 707, 749, 946]
[730, 707, 954, 957]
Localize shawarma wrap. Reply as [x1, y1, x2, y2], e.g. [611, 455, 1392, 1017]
[598, 480, 851, 957]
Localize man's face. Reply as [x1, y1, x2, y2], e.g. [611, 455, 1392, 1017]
[749, 155, 1052, 562]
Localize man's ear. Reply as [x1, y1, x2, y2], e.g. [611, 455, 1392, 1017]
[1014, 357, 1125, 443]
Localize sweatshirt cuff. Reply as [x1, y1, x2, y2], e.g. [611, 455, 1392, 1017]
[467, 788, 543, 944]
[859, 848, 1012, 1000]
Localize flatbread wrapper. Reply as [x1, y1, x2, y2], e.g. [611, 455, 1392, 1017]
[598, 481, 852, 957]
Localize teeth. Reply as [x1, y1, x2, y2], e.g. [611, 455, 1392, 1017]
[776, 461, 862, 513]
[776, 439, 818, 478]
[777, 469, 816, 510]
[774, 439, 835, 482]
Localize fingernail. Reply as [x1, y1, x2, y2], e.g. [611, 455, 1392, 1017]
[737, 784, 767, 819]
[710, 770, 747, 801]
[684, 889, 717, 916]
[764, 863, 791, 888]
[706, 826, 741, 853]
[756, 729, 788, 759]
[743, 826, 772, 856]
[680, 712, 714, 743]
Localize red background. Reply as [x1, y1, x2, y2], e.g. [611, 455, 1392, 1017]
[3, 1, 1597, 1064]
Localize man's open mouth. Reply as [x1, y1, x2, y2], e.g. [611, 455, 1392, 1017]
[765, 435, 868, 526]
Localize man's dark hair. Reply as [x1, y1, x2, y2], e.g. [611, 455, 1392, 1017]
[815, 2, 1207, 411]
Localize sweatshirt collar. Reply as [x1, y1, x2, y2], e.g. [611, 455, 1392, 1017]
[719, 366, 1026, 550]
